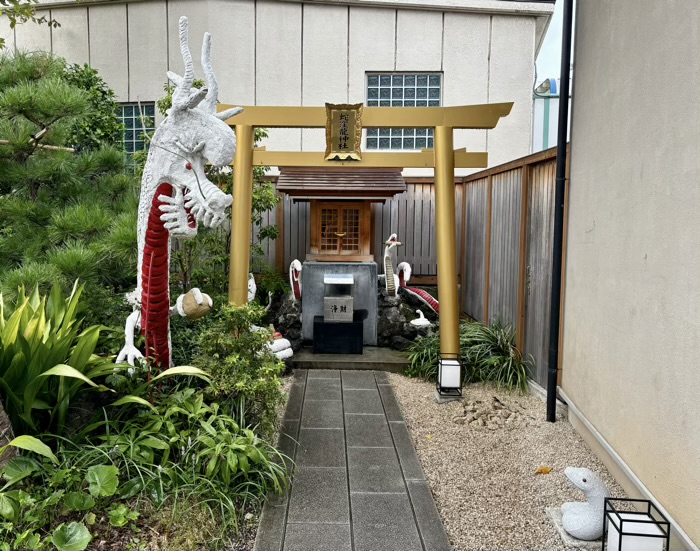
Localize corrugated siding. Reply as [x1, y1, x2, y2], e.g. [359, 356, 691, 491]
[283, 195, 311, 267]
[372, 182, 463, 276]
[524, 159, 556, 387]
[251, 205, 277, 269]
[461, 178, 489, 321]
[487, 169, 522, 328]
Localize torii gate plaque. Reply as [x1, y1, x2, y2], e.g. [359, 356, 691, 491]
[221, 103, 512, 360]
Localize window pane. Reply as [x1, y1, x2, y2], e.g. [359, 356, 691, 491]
[366, 138, 378, 149]
[145, 104, 155, 116]
[403, 138, 415, 149]
[390, 128, 403, 138]
[416, 100, 427, 107]
[392, 88, 403, 98]
[380, 75, 391, 86]
[417, 88, 427, 99]
[368, 75, 379, 86]
[391, 137, 401, 149]
[379, 100, 390, 107]
[404, 88, 415, 99]
[380, 88, 390, 99]
[427, 138, 433, 149]
[404, 100, 415, 107]
[379, 137, 390, 149]
[125, 130, 134, 141]
[405, 75, 415, 86]
[415, 137, 426, 149]
[392, 100, 402, 107]
[367, 100, 378, 107]
[125, 142, 134, 152]
[417, 75, 428, 87]
[416, 128, 427, 137]
[429, 87, 440, 99]
[429, 75, 440, 86]
[428, 100, 440, 107]
[125, 117, 133, 129]
[392, 75, 403, 86]
[379, 128, 390, 137]
[368, 88, 378, 99]
[427, 128, 434, 137]
[366, 128, 378, 137]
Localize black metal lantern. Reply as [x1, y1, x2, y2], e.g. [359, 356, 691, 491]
[436, 353, 462, 398]
[603, 498, 670, 551]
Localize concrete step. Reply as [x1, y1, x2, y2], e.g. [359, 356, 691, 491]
[290, 347, 409, 372]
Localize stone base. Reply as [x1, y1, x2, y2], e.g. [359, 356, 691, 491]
[301, 262, 377, 345]
[433, 388, 464, 404]
[545, 507, 601, 550]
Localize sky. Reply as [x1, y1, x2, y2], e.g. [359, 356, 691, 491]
[535, 0, 576, 83]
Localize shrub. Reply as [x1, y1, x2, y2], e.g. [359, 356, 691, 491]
[0, 282, 115, 435]
[193, 304, 285, 435]
[407, 320, 531, 392]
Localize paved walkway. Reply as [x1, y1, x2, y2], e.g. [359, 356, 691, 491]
[255, 369, 451, 551]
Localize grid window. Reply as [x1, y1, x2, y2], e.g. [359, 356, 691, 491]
[117, 103, 156, 158]
[366, 73, 440, 150]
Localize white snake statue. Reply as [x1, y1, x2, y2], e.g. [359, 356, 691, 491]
[382, 233, 439, 313]
[561, 467, 609, 540]
[248, 273, 293, 360]
[289, 259, 302, 301]
[382, 234, 401, 296]
[117, 17, 242, 368]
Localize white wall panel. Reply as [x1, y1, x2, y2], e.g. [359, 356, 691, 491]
[442, 12, 489, 174]
[487, 15, 534, 166]
[301, 4, 348, 151]
[51, 7, 89, 65]
[14, 10, 51, 52]
[256, 0, 302, 154]
[166, 0, 209, 78]
[209, 0, 255, 106]
[348, 6, 395, 103]
[128, 2, 168, 102]
[395, 10, 442, 71]
[89, 5, 128, 100]
[0, 15, 14, 50]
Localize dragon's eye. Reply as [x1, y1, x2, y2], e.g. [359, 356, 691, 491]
[186, 163, 192, 170]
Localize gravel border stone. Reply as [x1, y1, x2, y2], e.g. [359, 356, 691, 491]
[389, 374, 626, 551]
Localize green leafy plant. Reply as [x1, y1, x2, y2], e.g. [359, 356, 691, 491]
[0, 282, 115, 435]
[193, 304, 285, 434]
[407, 320, 532, 392]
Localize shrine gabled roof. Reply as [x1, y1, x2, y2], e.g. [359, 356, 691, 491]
[276, 167, 406, 200]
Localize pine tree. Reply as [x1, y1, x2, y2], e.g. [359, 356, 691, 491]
[0, 52, 138, 325]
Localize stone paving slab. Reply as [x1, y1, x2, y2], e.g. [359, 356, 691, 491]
[348, 446, 405, 493]
[345, 413, 393, 447]
[300, 399, 344, 428]
[296, 428, 346, 467]
[255, 369, 451, 551]
[287, 467, 350, 524]
[343, 388, 384, 414]
[351, 492, 423, 551]
[305, 377, 342, 400]
[283, 523, 352, 551]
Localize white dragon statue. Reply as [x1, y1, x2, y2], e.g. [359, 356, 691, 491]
[117, 16, 242, 368]
[382, 233, 439, 314]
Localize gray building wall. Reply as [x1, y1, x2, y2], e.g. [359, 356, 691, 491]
[563, 1, 700, 548]
[2, 0, 553, 175]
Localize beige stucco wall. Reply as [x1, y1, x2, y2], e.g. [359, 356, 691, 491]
[563, 1, 700, 547]
[3, 0, 550, 175]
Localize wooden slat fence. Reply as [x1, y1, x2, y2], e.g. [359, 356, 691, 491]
[460, 147, 561, 388]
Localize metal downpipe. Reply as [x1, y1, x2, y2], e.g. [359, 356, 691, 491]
[546, 0, 574, 422]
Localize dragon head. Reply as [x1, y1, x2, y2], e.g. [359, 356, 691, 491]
[148, 16, 242, 237]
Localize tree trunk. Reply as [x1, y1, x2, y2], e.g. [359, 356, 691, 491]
[0, 399, 16, 468]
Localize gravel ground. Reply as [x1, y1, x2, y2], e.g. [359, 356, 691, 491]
[389, 374, 626, 551]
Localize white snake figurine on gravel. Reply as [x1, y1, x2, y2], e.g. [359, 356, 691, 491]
[561, 467, 609, 540]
